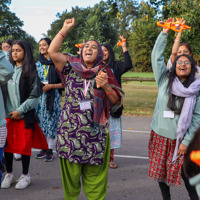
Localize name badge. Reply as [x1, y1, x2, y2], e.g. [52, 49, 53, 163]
[163, 111, 174, 118]
[80, 100, 91, 110]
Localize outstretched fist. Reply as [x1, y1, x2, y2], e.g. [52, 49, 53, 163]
[63, 18, 75, 31]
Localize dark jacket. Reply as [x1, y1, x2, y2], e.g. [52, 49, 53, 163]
[110, 51, 133, 118]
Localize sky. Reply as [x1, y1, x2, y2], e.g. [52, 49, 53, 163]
[9, 0, 102, 42]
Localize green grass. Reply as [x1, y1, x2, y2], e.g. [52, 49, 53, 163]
[122, 81, 158, 116]
[61, 79, 158, 117]
[122, 72, 154, 78]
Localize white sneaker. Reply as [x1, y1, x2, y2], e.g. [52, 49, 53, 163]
[14, 153, 22, 161]
[1, 173, 14, 189]
[15, 174, 31, 189]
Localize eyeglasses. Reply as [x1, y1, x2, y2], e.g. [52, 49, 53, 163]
[176, 60, 191, 65]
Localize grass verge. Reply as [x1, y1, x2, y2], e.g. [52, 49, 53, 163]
[122, 81, 157, 117]
[61, 80, 158, 117]
[122, 72, 154, 78]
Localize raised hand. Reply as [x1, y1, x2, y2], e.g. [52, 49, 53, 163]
[118, 35, 127, 52]
[119, 35, 126, 48]
[178, 18, 185, 26]
[62, 18, 75, 34]
[162, 17, 174, 34]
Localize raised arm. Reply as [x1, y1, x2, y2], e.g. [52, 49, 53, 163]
[48, 18, 75, 72]
[119, 35, 128, 53]
[151, 18, 172, 86]
[118, 35, 133, 74]
[170, 18, 185, 64]
[0, 51, 14, 85]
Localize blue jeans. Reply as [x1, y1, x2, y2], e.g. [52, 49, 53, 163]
[0, 145, 5, 189]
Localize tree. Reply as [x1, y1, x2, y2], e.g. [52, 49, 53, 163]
[162, 0, 200, 65]
[47, 0, 140, 60]
[48, 2, 120, 55]
[47, 6, 91, 55]
[128, 1, 160, 72]
[107, 0, 139, 37]
[129, 0, 200, 71]
[103, 0, 140, 62]
[0, 0, 36, 58]
[83, 1, 118, 46]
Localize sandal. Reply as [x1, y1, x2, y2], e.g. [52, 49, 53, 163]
[109, 162, 118, 169]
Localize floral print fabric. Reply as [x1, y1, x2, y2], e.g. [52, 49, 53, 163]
[36, 61, 61, 139]
[109, 116, 122, 149]
[56, 64, 108, 165]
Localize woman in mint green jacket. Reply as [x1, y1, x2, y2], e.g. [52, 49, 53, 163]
[0, 51, 14, 189]
[149, 20, 200, 200]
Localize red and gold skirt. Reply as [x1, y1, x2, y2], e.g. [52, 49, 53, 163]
[4, 118, 48, 156]
[148, 130, 184, 186]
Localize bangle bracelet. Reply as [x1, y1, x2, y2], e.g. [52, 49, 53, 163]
[59, 31, 66, 38]
[175, 39, 180, 42]
[106, 89, 114, 96]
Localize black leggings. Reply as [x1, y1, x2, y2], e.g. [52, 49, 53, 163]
[158, 167, 199, 200]
[4, 152, 30, 175]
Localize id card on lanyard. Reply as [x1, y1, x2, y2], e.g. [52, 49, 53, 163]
[79, 79, 91, 110]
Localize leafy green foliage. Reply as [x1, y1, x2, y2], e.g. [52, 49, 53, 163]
[162, 0, 200, 65]
[83, 1, 118, 45]
[0, 0, 36, 59]
[47, 0, 139, 61]
[128, 2, 160, 72]
[106, 0, 139, 61]
[47, 6, 91, 55]
[4, 0, 200, 71]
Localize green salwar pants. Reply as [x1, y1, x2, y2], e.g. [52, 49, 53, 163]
[59, 133, 110, 200]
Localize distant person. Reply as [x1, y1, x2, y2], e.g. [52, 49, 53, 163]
[1, 40, 48, 190]
[0, 50, 14, 189]
[35, 37, 63, 162]
[149, 18, 200, 200]
[166, 18, 200, 79]
[48, 18, 124, 200]
[101, 36, 133, 169]
[2, 39, 12, 60]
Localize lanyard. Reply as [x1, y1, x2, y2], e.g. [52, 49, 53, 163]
[84, 79, 91, 97]
[44, 65, 50, 80]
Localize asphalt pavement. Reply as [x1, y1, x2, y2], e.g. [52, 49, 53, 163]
[0, 116, 191, 200]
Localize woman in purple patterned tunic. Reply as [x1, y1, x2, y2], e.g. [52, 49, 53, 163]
[48, 18, 124, 200]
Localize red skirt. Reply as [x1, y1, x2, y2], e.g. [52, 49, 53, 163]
[148, 130, 184, 186]
[4, 118, 48, 156]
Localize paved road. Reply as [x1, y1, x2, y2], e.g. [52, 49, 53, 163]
[1, 116, 190, 200]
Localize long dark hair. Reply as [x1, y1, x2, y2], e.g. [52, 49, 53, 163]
[9, 40, 36, 84]
[183, 126, 200, 178]
[3, 39, 13, 47]
[39, 37, 51, 46]
[179, 43, 193, 56]
[101, 43, 115, 69]
[167, 54, 196, 114]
